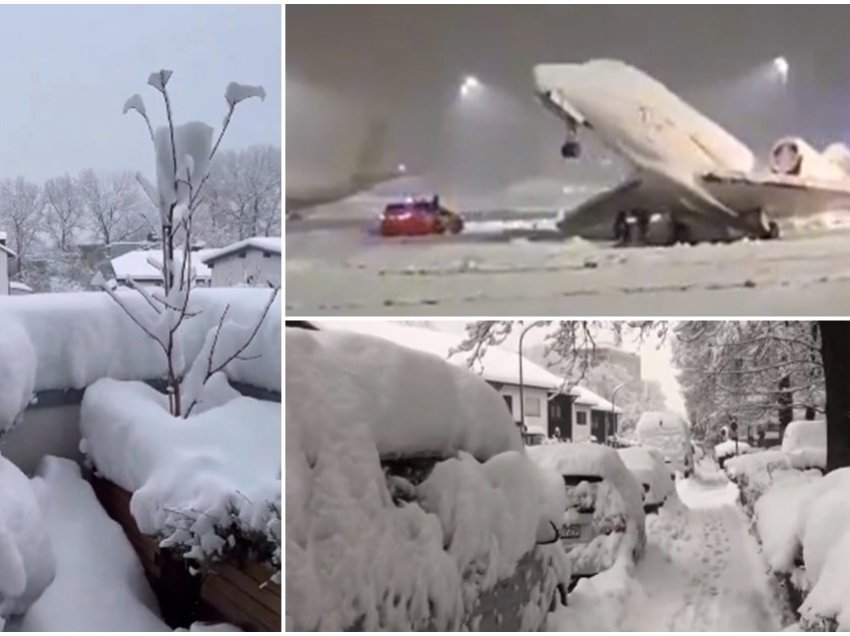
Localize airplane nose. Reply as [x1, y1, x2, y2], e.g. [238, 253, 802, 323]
[533, 63, 579, 93]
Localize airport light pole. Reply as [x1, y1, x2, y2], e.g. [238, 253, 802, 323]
[518, 321, 545, 437]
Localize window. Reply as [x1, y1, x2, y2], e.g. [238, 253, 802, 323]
[576, 410, 587, 425]
[502, 394, 514, 416]
[524, 396, 540, 417]
[263, 251, 272, 258]
[238, 250, 247, 259]
[550, 403, 561, 419]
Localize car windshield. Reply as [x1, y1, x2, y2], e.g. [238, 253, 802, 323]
[385, 202, 433, 215]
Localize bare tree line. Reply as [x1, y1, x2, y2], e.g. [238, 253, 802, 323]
[0, 144, 281, 271]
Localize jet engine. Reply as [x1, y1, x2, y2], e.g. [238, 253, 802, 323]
[822, 142, 850, 176]
[769, 137, 848, 180]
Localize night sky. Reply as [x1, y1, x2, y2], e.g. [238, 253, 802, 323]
[287, 5, 850, 196]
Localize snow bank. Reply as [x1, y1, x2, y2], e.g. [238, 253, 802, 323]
[0, 288, 280, 401]
[80, 379, 281, 572]
[528, 443, 646, 571]
[635, 411, 692, 471]
[0, 453, 54, 626]
[0, 318, 36, 431]
[617, 446, 674, 506]
[714, 439, 753, 460]
[20, 457, 168, 631]
[287, 327, 522, 461]
[286, 327, 568, 630]
[781, 419, 826, 469]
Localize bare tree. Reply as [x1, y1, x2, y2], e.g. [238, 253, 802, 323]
[103, 69, 272, 417]
[43, 174, 84, 252]
[0, 177, 43, 269]
[202, 145, 281, 243]
[78, 169, 151, 244]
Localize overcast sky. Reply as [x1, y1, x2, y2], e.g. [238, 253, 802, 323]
[288, 5, 850, 195]
[0, 4, 280, 183]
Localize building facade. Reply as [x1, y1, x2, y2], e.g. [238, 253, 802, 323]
[201, 238, 281, 288]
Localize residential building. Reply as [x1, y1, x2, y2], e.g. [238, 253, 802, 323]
[0, 232, 16, 295]
[108, 248, 213, 288]
[200, 237, 281, 288]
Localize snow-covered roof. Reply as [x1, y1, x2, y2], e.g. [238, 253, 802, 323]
[110, 249, 212, 282]
[572, 385, 623, 413]
[0, 240, 16, 258]
[310, 320, 567, 391]
[200, 237, 281, 264]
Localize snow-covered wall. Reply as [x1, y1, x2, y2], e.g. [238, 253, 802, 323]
[209, 250, 281, 288]
[0, 289, 280, 429]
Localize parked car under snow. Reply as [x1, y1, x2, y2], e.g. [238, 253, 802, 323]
[285, 327, 571, 631]
[617, 446, 675, 513]
[527, 442, 646, 583]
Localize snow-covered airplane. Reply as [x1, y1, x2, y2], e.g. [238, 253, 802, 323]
[533, 59, 850, 243]
[286, 122, 406, 216]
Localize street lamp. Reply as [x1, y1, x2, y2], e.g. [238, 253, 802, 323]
[459, 75, 481, 99]
[773, 56, 789, 83]
[609, 382, 629, 445]
[518, 320, 545, 436]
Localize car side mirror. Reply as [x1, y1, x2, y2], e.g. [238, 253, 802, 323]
[536, 518, 559, 545]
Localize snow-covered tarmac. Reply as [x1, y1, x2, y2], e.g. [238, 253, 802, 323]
[286, 217, 850, 316]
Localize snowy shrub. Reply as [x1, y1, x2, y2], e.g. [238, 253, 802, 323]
[781, 419, 826, 470]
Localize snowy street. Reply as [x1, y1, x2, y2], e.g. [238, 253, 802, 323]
[551, 460, 782, 631]
[286, 219, 850, 315]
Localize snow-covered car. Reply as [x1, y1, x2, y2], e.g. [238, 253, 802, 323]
[714, 439, 754, 468]
[617, 446, 675, 513]
[527, 443, 646, 582]
[781, 419, 826, 470]
[285, 327, 570, 631]
[635, 411, 694, 476]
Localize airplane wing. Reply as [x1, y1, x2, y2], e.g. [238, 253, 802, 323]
[555, 177, 646, 239]
[701, 171, 850, 218]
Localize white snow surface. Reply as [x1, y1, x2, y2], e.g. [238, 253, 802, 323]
[781, 419, 826, 469]
[635, 411, 692, 470]
[617, 446, 675, 506]
[0, 289, 280, 401]
[310, 319, 565, 391]
[549, 459, 781, 631]
[80, 379, 281, 569]
[20, 457, 168, 631]
[0, 318, 37, 430]
[224, 82, 266, 106]
[0, 453, 55, 625]
[111, 248, 213, 281]
[287, 327, 522, 460]
[714, 439, 753, 460]
[154, 121, 213, 216]
[200, 237, 282, 264]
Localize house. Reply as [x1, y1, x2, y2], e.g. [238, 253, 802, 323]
[9, 281, 34, 295]
[200, 237, 281, 288]
[108, 248, 213, 288]
[0, 232, 17, 295]
[298, 320, 621, 443]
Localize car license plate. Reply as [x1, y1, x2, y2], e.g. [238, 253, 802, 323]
[559, 524, 582, 540]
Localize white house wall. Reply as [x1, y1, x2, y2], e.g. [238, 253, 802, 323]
[572, 404, 593, 442]
[0, 254, 8, 295]
[210, 250, 281, 287]
[496, 384, 549, 433]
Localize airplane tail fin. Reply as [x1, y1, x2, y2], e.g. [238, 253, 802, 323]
[353, 121, 405, 183]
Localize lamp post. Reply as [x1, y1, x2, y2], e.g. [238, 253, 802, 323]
[518, 321, 545, 436]
[609, 382, 628, 445]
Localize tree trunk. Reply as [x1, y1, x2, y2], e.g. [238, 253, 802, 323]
[777, 374, 793, 439]
[818, 321, 850, 472]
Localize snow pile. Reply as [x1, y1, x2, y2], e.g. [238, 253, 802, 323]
[617, 446, 675, 507]
[80, 379, 281, 574]
[528, 443, 646, 572]
[0, 288, 280, 396]
[0, 453, 55, 627]
[286, 327, 568, 630]
[0, 318, 36, 431]
[288, 328, 522, 460]
[634, 411, 692, 472]
[20, 457, 168, 631]
[714, 439, 753, 461]
[781, 419, 826, 469]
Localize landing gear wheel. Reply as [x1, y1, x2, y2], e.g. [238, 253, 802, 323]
[561, 141, 581, 159]
[672, 221, 691, 245]
[764, 221, 780, 240]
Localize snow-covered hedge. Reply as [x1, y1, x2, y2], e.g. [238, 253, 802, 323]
[285, 328, 569, 630]
[80, 379, 281, 578]
[781, 419, 826, 470]
[0, 289, 280, 429]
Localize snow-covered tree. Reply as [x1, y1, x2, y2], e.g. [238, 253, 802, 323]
[43, 174, 84, 252]
[0, 177, 43, 269]
[102, 68, 276, 417]
[78, 169, 153, 244]
[201, 145, 281, 243]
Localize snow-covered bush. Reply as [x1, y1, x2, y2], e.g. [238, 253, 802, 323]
[80, 379, 281, 578]
[0, 453, 55, 627]
[714, 439, 753, 464]
[285, 327, 569, 630]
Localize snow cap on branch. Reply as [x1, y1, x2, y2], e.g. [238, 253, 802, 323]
[147, 69, 173, 93]
[154, 121, 214, 217]
[224, 82, 266, 107]
[122, 94, 147, 117]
